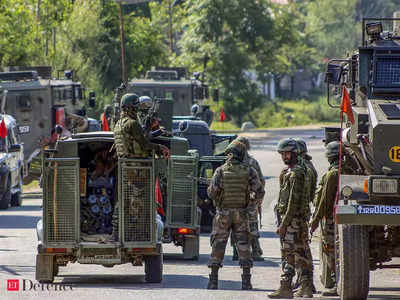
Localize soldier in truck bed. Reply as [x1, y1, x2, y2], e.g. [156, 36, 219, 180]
[111, 93, 170, 242]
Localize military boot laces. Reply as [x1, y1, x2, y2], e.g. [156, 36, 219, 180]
[268, 280, 293, 299]
[251, 239, 264, 261]
[241, 268, 252, 290]
[207, 266, 219, 290]
[293, 278, 313, 298]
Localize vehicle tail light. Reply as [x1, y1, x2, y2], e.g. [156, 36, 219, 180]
[177, 228, 194, 235]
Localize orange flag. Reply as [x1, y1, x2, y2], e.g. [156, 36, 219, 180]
[0, 118, 7, 139]
[340, 86, 354, 124]
[101, 113, 110, 131]
[219, 108, 226, 122]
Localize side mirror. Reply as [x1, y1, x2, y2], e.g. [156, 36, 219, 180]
[213, 89, 219, 102]
[9, 144, 21, 152]
[325, 63, 343, 85]
[88, 91, 96, 108]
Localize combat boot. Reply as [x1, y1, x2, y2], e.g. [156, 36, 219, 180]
[268, 280, 293, 299]
[241, 267, 252, 290]
[232, 246, 238, 261]
[293, 278, 313, 298]
[321, 285, 338, 296]
[207, 266, 219, 290]
[251, 238, 264, 261]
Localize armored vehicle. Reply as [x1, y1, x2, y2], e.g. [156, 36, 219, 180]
[324, 16, 400, 300]
[0, 114, 24, 209]
[0, 66, 93, 183]
[128, 67, 209, 116]
[36, 132, 163, 283]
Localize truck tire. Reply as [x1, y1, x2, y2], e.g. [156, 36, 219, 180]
[0, 177, 11, 210]
[319, 236, 334, 289]
[337, 224, 369, 300]
[183, 235, 200, 260]
[36, 254, 55, 284]
[144, 247, 163, 283]
[11, 175, 23, 207]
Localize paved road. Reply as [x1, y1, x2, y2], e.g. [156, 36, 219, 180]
[0, 128, 399, 299]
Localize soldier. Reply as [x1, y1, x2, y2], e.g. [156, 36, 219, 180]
[310, 141, 340, 297]
[100, 104, 113, 131]
[207, 140, 265, 290]
[111, 93, 170, 241]
[293, 139, 317, 295]
[269, 138, 313, 299]
[232, 136, 265, 262]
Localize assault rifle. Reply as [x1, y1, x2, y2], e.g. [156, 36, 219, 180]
[113, 82, 126, 124]
[142, 98, 161, 138]
[258, 203, 262, 229]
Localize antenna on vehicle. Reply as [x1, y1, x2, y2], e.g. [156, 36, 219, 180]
[1, 89, 8, 114]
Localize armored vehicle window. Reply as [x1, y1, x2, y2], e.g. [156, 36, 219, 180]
[375, 57, 400, 87]
[18, 95, 32, 110]
[7, 128, 17, 146]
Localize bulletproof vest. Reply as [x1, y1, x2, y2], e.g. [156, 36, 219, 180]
[277, 165, 306, 216]
[221, 162, 250, 208]
[113, 116, 149, 158]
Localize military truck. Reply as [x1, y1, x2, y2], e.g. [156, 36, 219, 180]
[0, 66, 93, 183]
[324, 16, 400, 300]
[36, 131, 164, 283]
[128, 67, 210, 116]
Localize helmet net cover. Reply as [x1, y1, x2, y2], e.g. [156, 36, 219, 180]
[277, 138, 298, 153]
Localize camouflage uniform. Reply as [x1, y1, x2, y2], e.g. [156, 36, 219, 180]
[269, 138, 312, 299]
[232, 153, 265, 260]
[207, 140, 264, 290]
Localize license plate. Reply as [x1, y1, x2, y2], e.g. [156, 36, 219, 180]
[19, 126, 30, 134]
[356, 205, 400, 215]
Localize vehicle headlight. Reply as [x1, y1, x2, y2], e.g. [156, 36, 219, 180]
[372, 179, 398, 194]
[342, 186, 353, 197]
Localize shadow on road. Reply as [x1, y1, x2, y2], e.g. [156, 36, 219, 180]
[163, 254, 280, 268]
[0, 215, 40, 229]
[8, 205, 42, 212]
[259, 231, 278, 239]
[0, 265, 35, 276]
[22, 192, 42, 199]
[60, 274, 272, 291]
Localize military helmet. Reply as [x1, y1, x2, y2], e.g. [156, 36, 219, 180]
[325, 141, 340, 158]
[277, 138, 298, 153]
[121, 93, 139, 109]
[138, 96, 153, 111]
[295, 138, 308, 154]
[236, 136, 250, 151]
[225, 139, 247, 161]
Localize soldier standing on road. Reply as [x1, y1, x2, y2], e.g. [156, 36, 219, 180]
[269, 138, 313, 299]
[111, 93, 170, 241]
[310, 141, 341, 297]
[231, 136, 265, 262]
[293, 139, 317, 296]
[207, 140, 265, 290]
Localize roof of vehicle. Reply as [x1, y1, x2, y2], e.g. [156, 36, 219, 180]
[71, 131, 114, 139]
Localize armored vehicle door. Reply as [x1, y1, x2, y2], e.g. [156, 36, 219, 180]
[166, 153, 199, 228]
[43, 156, 80, 247]
[119, 158, 156, 247]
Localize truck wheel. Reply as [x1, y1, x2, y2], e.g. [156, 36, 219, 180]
[337, 224, 369, 300]
[11, 192, 22, 207]
[183, 235, 200, 260]
[144, 253, 163, 283]
[0, 177, 11, 210]
[11, 175, 23, 207]
[319, 236, 334, 288]
[35, 254, 55, 284]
